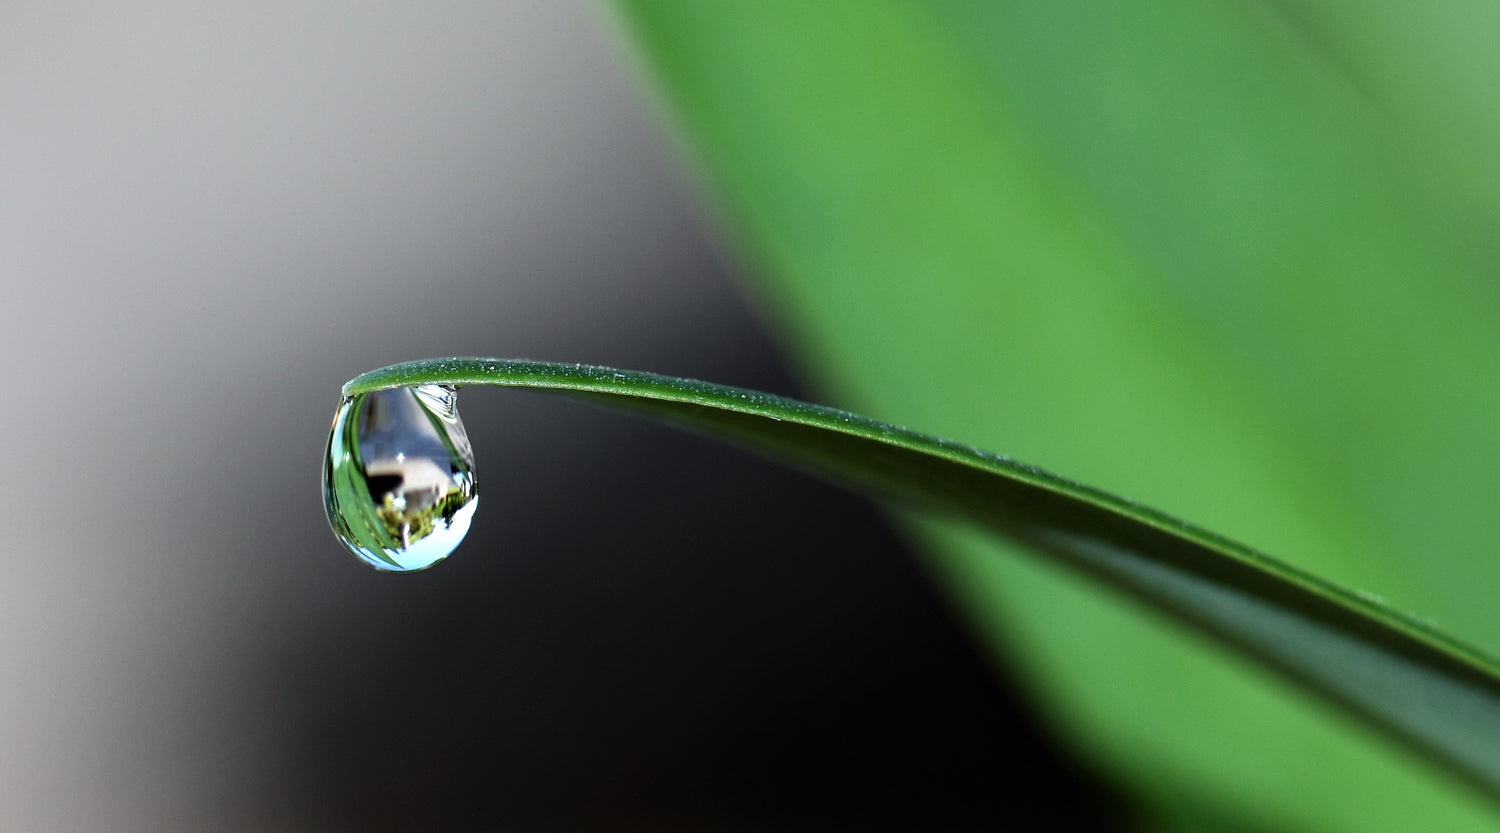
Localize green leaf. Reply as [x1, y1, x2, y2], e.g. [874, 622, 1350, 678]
[608, 1, 1500, 829]
[344, 358, 1500, 810]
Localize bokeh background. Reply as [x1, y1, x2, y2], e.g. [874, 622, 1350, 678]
[9, 1, 1500, 831]
[0, 2, 1114, 831]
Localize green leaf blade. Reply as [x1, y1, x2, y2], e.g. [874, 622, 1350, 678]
[343, 358, 1500, 807]
[609, 2, 1500, 828]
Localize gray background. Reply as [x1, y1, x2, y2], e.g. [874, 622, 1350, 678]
[0, 3, 1111, 830]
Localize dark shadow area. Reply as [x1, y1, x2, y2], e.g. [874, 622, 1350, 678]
[249, 353, 1131, 832]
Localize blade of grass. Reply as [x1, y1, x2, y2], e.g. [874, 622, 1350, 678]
[344, 357, 1500, 804]
[607, 3, 1500, 828]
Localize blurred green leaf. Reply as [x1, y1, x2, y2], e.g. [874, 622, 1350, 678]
[611, 1, 1500, 830]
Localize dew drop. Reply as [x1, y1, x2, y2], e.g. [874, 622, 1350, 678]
[322, 384, 478, 572]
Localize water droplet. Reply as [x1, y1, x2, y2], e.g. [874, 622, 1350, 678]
[323, 384, 478, 572]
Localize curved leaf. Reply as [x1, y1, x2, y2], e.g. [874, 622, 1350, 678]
[344, 358, 1500, 803]
[608, 3, 1500, 828]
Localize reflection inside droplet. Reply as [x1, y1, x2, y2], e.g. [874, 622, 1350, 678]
[323, 384, 478, 572]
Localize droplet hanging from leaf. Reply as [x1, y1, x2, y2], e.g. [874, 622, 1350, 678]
[323, 384, 477, 572]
